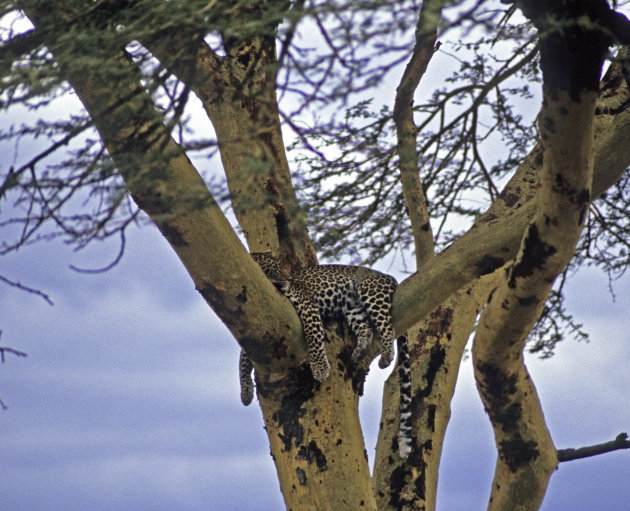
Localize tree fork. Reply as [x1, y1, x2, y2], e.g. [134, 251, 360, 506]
[471, 2, 630, 509]
[142, 9, 315, 266]
[394, 43, 630, 337]
[18, 3, 310, 377]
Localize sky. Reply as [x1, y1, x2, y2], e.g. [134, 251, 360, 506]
[0, 216, 629, 511]
[1, 5, 630, 511]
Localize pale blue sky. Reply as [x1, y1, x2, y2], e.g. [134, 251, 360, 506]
[1, 5, 629, 509]
[0, 218, 628, 510]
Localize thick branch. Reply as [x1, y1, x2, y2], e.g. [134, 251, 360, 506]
[20, 3, 308, 377]
[393, 48, 630, 336]
[471, 2, 618, 509]
[373, 268, 502, 511]
[558, 433, 630, 462]
[143, 16, 315, 265]
[393, 0, 443, 268]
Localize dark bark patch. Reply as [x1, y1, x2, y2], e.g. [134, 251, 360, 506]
[476, 254, 505, 276]
[494, 402, 523, 433]
[576, 189, 591, 226]
[160, 222, 188, 247]
[338, 345, 367, 395]
[499, 188, 520, 208]
[270, 338, 289, 360]
[413, 472, 426, 502]
[517, 294, 539, 307]
[388, 466, 412, 510]
[236, 286, 248, 303]
[236, 51, 252, 68]
[475, 361, 519, 431]
[509, 223, 557, 287]
[296, 440, 328, 472]
[576, 188, 591, 205]
[388, 442, 429, 509]
[553, 173, 576, 196]
[295, 467, 307, 485]
[499, 434, 541, 472]
[427, 404, 436, 432]
[423, 342, 446, 397]
[265, 365, 316, 451]
[578, 205, 588, 226]
[542, 114, 555, 133]
[427, 307, 454, 338]
[197, 280, 245, 329]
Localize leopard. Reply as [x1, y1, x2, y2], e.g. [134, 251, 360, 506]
[239, 252, 413, 458]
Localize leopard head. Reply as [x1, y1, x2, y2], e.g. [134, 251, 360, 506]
[251, 252, 291, 286]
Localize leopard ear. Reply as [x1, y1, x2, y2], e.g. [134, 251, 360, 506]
[251, 252, 291, 283]
[250, 251, 274, 259]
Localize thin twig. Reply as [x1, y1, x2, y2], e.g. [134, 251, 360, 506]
[0, 346, 28, 363]
[0, 274, 53, 305]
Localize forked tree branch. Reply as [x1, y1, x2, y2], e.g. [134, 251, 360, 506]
[143, 17, 315, 265]
[19, 2, 307, 376]
[394, 45, 630, 335]
[471, 1, 629, 509]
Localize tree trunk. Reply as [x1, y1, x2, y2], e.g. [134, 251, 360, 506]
[18, 2, 630, 510]
[257, 330, 378, 510]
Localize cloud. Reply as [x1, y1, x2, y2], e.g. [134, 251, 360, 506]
[1, 211, 629, 510]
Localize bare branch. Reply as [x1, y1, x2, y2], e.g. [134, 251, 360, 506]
[394, 44, 630, 335]
[393, 0, 443, 269]
[0, 345, 28, 363]
[558, 433, 630, 462]
[0, 274, 53, 305]
[470, 2, 621, 509]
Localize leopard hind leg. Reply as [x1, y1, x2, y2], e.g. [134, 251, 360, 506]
[356, 279, 397, 369]
[342, 282, 374, 363]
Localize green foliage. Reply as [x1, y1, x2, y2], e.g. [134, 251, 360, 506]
[1, 0, 629, 355]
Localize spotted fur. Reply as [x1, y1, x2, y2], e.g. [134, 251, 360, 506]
[239, 252, 413, 458]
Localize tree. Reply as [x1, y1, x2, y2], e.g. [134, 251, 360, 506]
[2, 1, 630, 509]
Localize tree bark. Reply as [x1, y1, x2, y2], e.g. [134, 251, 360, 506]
[394, 48, 630, 336]
[393, 0, 443, 268]
[143, 24, 316, 265]
[472, 2, 620, 508]
[373, 270, 502, 511]
[17, 3, 630, 511]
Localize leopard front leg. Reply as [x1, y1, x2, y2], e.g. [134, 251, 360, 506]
[285, 286, 331, 382]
